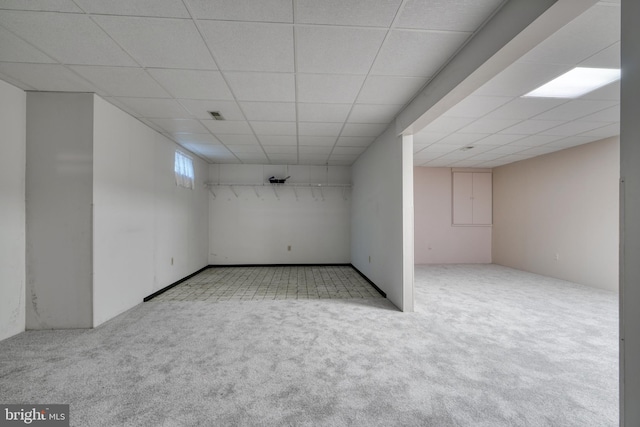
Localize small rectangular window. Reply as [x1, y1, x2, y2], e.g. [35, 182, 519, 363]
[174, 151, 194, 189]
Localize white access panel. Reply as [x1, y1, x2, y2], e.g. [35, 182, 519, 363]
[452, 172, 473, 225]
[452, 171, 492, 226]
[472, 172, 492, 225]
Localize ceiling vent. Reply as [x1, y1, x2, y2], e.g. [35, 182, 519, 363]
[208, 111, 225, 120]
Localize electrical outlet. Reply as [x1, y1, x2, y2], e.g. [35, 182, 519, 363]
[287, 245, 291, 251]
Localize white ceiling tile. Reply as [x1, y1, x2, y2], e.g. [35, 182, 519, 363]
[298, 156, 329, 165]
[237, 156, 269, 165]
[202, 120, 252, 134]
[0, 0, 81, 12]
[216, 134, 259, 145]
[519, 4, 620, 66]
[475, 62, 573, 97]
[251, 121, 297, 136]
[357, 76, 426, 104]
[94, 16, 215, 69]
[227, 145, 265, 154]
[187, 0, 293, 22]
[545, 136, 596, 149]
[74, 0, 190, 17]
[298, 122, 344, 136]
[332, 146, 366, 156]
[268, 155, 298, 163]
[372, 30, 468, 77]
[240, 102, 296, 122]
[472, 134, 525, 146]
[0, 26, 55, 63]
[483, 145, 529, 155]
[225, 72, 295, 102]
[299, 136, 338, 146]
[507, 135, 562, 147]
[437, 133, 490, 146]
[296, 26, 386, 75]
[498, 120, 565, 135]
[0, 12, 135, 66]
[336, 136, 375, 147]
[70, 66, 171, 97]
[341, 123, 388, 137]
[298, 74, 365, 104]
[258, 136, 298, 146]
[263, 145, 297, 153]
[516, 145, 564, 156]
[0, 63, 96, 92]
[580, 42, 620, 68]
[295, 0, 400, 26]
[451, 160, 487, 167]
[414, 144, 453, 155]
[397, 0, 504, 31]
[419, 117, 475, 134]
[579, 123, 619, 138]
[349, 104, 402, 124]
[484, 97, 569, 120]
[178, 100, 245, 120]
[533, 100, 618, 121]
[173, 134, 222, 145]
[459, 118, 522, 134]
[489, 154, 533, 164]
[540, 121, 610, 137]
[300, 146, 332, 155]
[148, 69, 233, 100]
[150, 118, 209, 134]
[113, 97, 192, 118]
[443, 95, 512, 118]
[200, 21, 293, 72]
[298, 103, 352, 123]
[103, 97, 140, 117]
[580, 81, 620, 101]
[181, 142, 230, 158]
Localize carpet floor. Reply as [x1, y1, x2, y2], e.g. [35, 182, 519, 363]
[0, 264, 618, 426]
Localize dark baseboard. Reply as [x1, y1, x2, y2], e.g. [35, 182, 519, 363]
[143, 265, 210, 302]
[144, 263, 386, 301]
[350, 264, 387, 298]
[208, 263, 352, 268]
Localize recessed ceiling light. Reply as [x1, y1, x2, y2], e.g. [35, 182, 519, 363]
[523, 67, 620, 99]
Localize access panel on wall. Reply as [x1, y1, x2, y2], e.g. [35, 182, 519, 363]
[452, 171, 492, 226]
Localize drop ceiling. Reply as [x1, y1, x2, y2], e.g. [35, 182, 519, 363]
[413, 0, 620, 168]
[0, 0, 620, 168]
[0, 0, 506, 165]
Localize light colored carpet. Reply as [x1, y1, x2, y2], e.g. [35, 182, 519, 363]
[0, 264, 618, 426]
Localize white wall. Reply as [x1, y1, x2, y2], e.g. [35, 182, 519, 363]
[351, 126, 413, 311]
[26, 92, 94, 329]
[0, 80, 26, 340]
[92, 96, 208, 326]
[493, 137, 619, 291]
[208, 164, 350, 264]
[414, 167, 492, 264]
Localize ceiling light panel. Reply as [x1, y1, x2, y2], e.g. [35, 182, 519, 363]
[523, 67, 620, 99]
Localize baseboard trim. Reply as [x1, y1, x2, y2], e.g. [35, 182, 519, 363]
[143, 265, 210, 302]
[349, 264, 386, 298]
[144, 263, 386, 301]
[208, 263, 352, 268]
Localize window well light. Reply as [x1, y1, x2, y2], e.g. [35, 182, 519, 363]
[523, 67, 620, 99]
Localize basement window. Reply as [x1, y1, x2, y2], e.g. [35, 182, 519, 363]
[174, 151, 194, 189]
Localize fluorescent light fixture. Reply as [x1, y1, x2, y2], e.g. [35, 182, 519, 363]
[523, 67, 620, 98]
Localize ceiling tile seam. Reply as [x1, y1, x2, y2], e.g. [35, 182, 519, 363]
[180, 0, 261, 165]
[292, 0, 301, 166]
[0, 19, 61, 65]
[326, 0, 410, 160]
[529, 102, 619, 123]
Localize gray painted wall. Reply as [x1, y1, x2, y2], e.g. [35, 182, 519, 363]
[620, 0, 640, 424]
